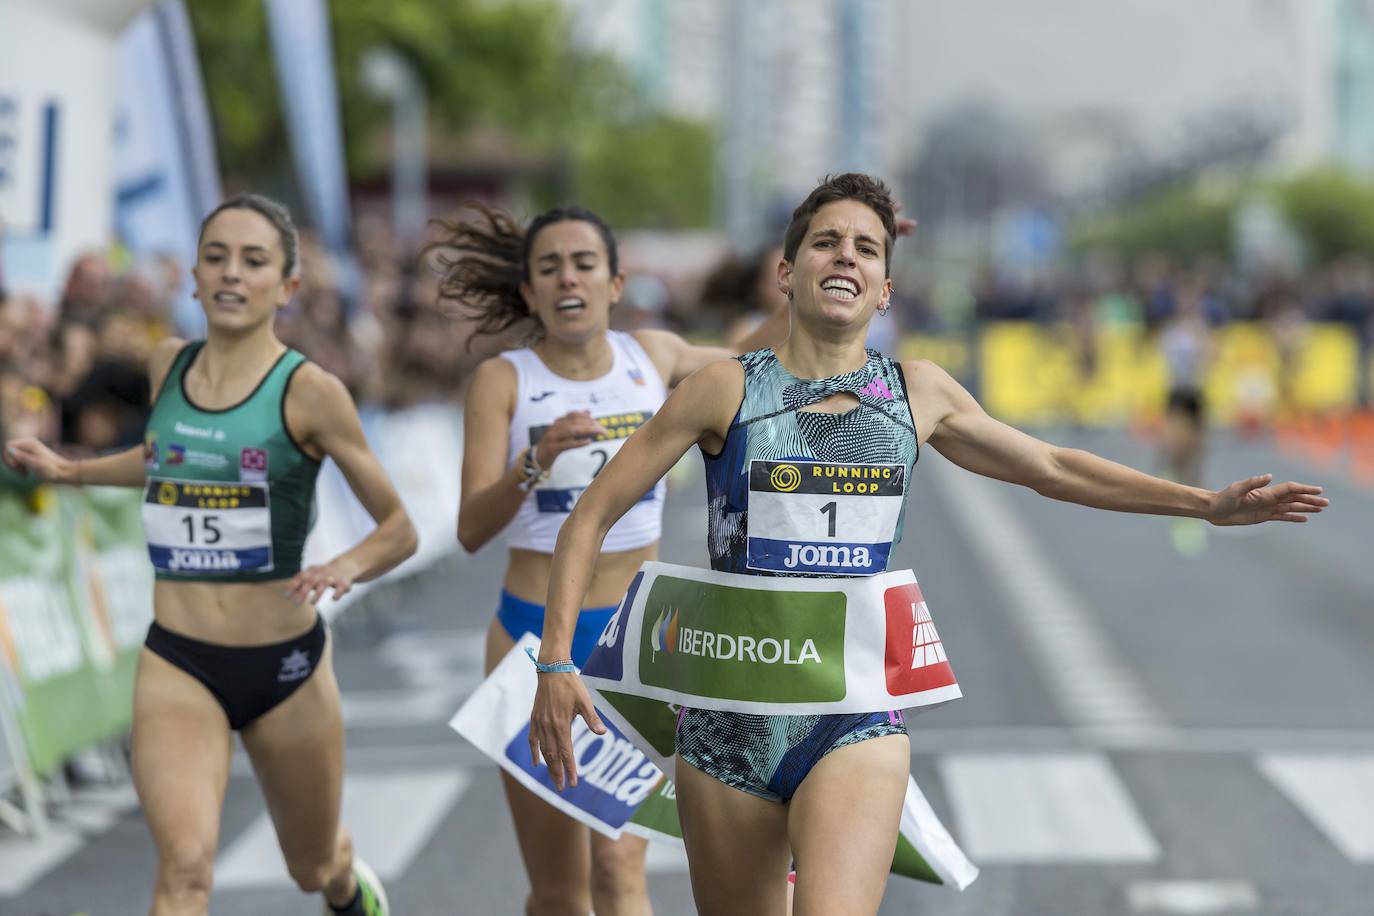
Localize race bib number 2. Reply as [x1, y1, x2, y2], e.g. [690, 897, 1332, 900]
[530, 412, 655, 514]
[746, 459, 904, 575]
[141, 479, 274, 574]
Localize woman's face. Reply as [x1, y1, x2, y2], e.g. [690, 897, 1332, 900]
[192, 209, 299, 335]
[520, 220, 623, 345]
[780, 199, 892, 334]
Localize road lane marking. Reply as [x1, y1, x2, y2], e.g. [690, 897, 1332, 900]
[215, 770, 470, 888]
[931, 459, 1173, 743]
[1257, 754, 1374, 860]
[1127, 880, 1259, 913]
[0, 829, 84, 897]
[940, 753, 1159, 863]
[645, 842, 689, 874]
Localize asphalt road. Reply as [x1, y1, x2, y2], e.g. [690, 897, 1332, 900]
[3, 426, 1372, 916]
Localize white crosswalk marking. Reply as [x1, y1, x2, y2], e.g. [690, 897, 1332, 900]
[645, 841, 689, 874]
[940, 753, 1160, 863]
[1127, 880, 1260, 913]
[0, 781, 142, 897]
[215, 771, 470, 888]
[342, 686, 472, 727]
[0, 829, 85, 896]
[1257, 755, 1374, 861]
[932, 459, 1173, 744]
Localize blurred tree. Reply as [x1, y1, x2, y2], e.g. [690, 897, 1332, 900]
[1069, 184, 1235, 260]
[185, 0, 287, 182]
[573, 116, 714, 229]
[186, 0, 715, 227]
[1275, 167, 1374, 262]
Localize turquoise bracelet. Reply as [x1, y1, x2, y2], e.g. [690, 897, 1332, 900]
[525, 647, 576, 674]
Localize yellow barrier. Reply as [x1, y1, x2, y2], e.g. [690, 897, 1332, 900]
[898, 322, 1363, 426]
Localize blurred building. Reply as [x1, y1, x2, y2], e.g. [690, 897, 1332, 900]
[560, 0, 1374, 256]
[560, 0, 899, 246]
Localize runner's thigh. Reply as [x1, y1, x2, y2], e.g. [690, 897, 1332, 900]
[787, 733, 909, 916]
[239, 639, 345, 864]
[674, 755, 791, 916]
[131, 648, 234, 864]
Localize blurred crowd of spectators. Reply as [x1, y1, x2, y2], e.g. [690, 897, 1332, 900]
[0, 211, 479, 459]
[6, 216, 1374, 461]
[0, 251, 173, 457]
[970, 252, 1374, 340]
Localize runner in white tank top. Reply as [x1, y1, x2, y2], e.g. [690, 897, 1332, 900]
[430, 203, 785, 916]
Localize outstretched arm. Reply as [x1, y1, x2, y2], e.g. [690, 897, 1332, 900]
[911, 359, 1327, 525]
[529, 358, 744, 789]
[2, 337, 189, 488]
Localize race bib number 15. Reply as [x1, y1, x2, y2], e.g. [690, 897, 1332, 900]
[746, 459, 904, 575]
[141, 479, 274, 575]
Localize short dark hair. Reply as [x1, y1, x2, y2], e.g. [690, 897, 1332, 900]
[782, 173, 898, 277]
[197, 193, 300, 278]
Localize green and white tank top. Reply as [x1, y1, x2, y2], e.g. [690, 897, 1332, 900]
[140, 342, 321, 582]
[703, 347, 919, 577]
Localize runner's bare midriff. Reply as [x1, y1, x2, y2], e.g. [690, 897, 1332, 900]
[153, 579, 320, 645]
[504, 543, 658, 608]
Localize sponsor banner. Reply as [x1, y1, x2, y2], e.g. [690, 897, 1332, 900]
[0, 486, 149, 776]
[456, 639, 976, 888]
[450, 634, 665, 839]
[115, 0, 222, 335]
[746, 459, 904, 575]
[582, 562, 961, 717]
[622, 775, 683, 845]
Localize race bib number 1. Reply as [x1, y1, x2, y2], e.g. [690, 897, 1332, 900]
[746, 459, 904, 575]
[141, 479, 274, 575]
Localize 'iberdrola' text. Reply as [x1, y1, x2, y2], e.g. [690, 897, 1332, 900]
[676, 628, 821, 664]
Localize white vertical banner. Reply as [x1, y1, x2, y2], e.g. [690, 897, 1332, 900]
[0, 0, 152, 296]
[263, 0, 353, 259]
[114, 0, 222, 335]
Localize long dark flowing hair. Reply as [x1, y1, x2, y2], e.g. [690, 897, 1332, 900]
[428, 202, 619, 347]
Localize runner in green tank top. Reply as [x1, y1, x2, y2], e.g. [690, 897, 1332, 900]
[5, 194, 415, 916]
[528, 174, 1328, 916]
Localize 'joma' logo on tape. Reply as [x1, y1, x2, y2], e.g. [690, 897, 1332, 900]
[168, 549, 240, 571]
[783, 544, 873, 569]
[568, 721, 661, 804]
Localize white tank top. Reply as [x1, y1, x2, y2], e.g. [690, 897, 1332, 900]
[501, 331, 668, 553]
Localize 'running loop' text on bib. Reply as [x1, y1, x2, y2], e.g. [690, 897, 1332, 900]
[746, 459, 905, 575]
[141, 478, 274, 574]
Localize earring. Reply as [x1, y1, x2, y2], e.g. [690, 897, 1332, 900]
[876, 301, 889, 316]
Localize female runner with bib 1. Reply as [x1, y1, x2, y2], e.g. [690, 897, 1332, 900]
[527, 174, 1328, 916]
[5, 194, 416, 916]
[433, 203, 783, 916]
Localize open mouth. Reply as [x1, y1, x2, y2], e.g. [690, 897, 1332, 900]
[555, 297, 587, 313]
[820, 276, 860, 301]
[213, 292, 247, 307]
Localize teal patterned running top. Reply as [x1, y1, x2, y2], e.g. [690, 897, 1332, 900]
[702, 347, 919, 577]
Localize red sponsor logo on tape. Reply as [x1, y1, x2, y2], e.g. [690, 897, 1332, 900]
[883, 581, 956, 696]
